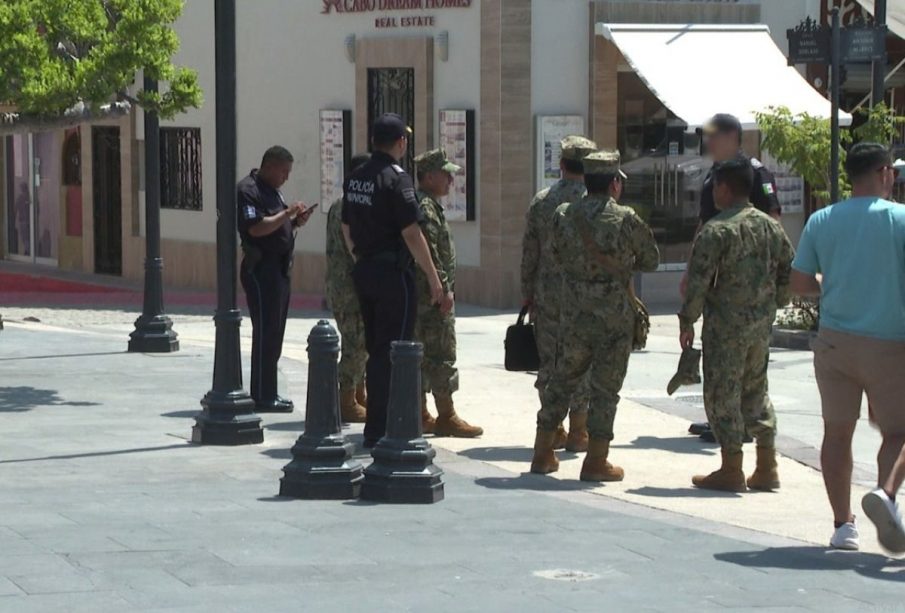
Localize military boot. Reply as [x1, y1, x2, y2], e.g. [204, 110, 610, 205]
[355, 382, 368, 409]
[579, 439, 624, 482]
[553, 424, 567, 450]
[421, 393, 436, 435]
[530, 429, 560, 474]
[746, 446, 780, 491]
[692, 449, 746, 492]
[340, 387, 367, 423]
[565, 411, 589, 453]
[433, 393, 483, 438]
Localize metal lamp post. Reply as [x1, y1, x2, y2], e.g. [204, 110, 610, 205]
[871, 0, 888, 108]
[192, 0, 263, 445]
[128, 77, 180, 353]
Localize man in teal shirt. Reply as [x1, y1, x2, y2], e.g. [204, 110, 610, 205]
[791, 142, 905, 553]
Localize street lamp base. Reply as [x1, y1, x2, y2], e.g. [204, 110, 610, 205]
[128, 315, 180, 353]
[192, 391, 263, 445]
[279, 435, 363, 499]
[360, 437, 445, 504]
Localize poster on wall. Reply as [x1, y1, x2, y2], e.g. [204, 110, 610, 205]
[438, 110, 475, 222]
[536, 115, 585, 191]
[319, 109, 351, 213]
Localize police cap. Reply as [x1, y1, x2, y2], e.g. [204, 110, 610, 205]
[583, 150, 627, 179]
[560, 135, 598, 161]
[372, 113, 412, 144]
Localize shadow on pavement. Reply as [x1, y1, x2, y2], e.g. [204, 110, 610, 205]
[0, 351, 126, 362]
[260, 447, 293, 460]
[0, 386, 100, 412]
[0, 443, 190, 464]
[625, 486, 744, 499]
[161, 410, 199, 418]
[611, 435, 717, 456]
[475, 473, 597, 492]
[458, 445, 581, 463]
[264, 420, 307, 432]
[715, 546, 905, 583]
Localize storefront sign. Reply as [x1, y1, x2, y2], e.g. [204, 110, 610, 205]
[321, 0, 472, 15]
[319, 110, 351, 212]
[439, 109, 475, 222]
[536, 115, 585, 191]
[787, 17, 831, 65]
[841, 25, 887, 63]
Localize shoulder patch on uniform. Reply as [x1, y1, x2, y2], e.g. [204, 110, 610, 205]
[392, 164, 406, 174]
[244, 205, 257, 220]
[762, 183, 775, 196]
[750, 157, 764, 169]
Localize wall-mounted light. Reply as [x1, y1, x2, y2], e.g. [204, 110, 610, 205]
[437, 31, 449, 62]
[345, 34, 356, 63]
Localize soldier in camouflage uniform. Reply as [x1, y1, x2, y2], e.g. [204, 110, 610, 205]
[413, 149, 483, 438]
[679, 155, 793, 493]
[521, 135, 596, 452]
[325, 154, 372, 423]
[531, 150, 659, 481]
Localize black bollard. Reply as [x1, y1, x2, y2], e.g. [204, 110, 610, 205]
[360, 341, 444, 504]
[279, 320, 363, 499]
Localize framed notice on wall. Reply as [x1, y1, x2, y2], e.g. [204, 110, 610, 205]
[536, 115, 585, 191]
[438, 110, 475, 222]
[319, 110, 351, 213]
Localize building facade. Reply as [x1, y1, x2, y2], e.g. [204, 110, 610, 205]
[4, 0, 901, 308]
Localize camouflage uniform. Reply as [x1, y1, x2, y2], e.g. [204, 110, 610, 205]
[325, 197, 367, 390]
[678, 204, 793, 454]
[537, 185, 660, 441]
[521, 135, 597, 412]
[415, 190, 459, 394]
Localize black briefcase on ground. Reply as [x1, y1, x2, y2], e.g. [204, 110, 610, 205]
[504, 306, 540, 372]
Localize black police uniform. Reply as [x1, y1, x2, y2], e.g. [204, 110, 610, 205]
[700, 156, 781, 224]
[237, 169, 294, 406]
[342, 151, 423, 444]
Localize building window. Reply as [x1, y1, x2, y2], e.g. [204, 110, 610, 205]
[160, 127, 202, 211]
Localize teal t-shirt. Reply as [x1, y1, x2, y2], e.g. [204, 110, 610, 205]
[792, 197, 905, 340]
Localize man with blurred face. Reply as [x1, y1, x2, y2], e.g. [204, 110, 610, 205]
[238, 146, 314, 413]
[413, 149, 483, 438]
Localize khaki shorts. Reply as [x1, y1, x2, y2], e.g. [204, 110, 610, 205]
[813, 328, 905, 434]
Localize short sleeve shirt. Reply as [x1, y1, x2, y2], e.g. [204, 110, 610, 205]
[700, 157, 781, 224]
[793, 197, 905, 340]
[237, 169, 294, 256]
[341, 151, 422, 258]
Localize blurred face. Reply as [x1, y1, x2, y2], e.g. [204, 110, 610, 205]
[611, 176, 624, 201]
[260, 161, 292, 189]
[421, 169, 454, 197]
[705, 130, 740, 162]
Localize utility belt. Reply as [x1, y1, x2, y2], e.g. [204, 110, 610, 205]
[241, 243, 293, 276]
[357, 249, 413, 271]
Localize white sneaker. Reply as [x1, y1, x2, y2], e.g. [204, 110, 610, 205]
[862, 488, 905, 554]
[829, 521, 860, 551]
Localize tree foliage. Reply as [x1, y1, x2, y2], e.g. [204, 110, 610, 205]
[755, 104, 904, 203]
[0, 0, 201, 120]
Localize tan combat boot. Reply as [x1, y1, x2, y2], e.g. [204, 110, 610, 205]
[530, 429, 560, 474]
[552, 424, 567, 450]
[355, 382, 368, 409]
[433, 393, 483, 438]
[421, 393, 436, 435]
[692, 449, 747, 492]
[579, 439, 624, 482]
[746, 446, 780, 491]
[340, 387, 367, 423]
[565, 411, 589, 453]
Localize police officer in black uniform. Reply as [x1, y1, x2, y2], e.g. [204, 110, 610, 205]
[684, 113, 782, 441]
[238, 146, 313, 413]
[341, 113, 449, 447]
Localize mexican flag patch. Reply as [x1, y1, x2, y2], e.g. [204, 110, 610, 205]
[763, 183, 775, 196]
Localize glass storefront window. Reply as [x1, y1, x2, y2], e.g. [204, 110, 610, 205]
[5, 135, 31, 258]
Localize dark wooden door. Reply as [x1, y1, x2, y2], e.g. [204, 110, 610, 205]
[92, 126, 122, 275]
[367, 67, 415, 173]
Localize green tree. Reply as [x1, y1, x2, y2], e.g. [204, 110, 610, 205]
[0, 0, 201, 127]
[756, 104, 904, 203]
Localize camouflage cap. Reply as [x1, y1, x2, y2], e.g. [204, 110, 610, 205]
[560, 135, 598, 161]
[583, 150, 628, 179]
[414, 148, 461, 174]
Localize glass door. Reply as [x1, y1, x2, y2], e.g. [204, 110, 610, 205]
[4, 132, 60, 265]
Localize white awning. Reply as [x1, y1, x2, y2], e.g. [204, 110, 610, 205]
[855, 0, 905, 43]
[595, 23, 852, 130]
